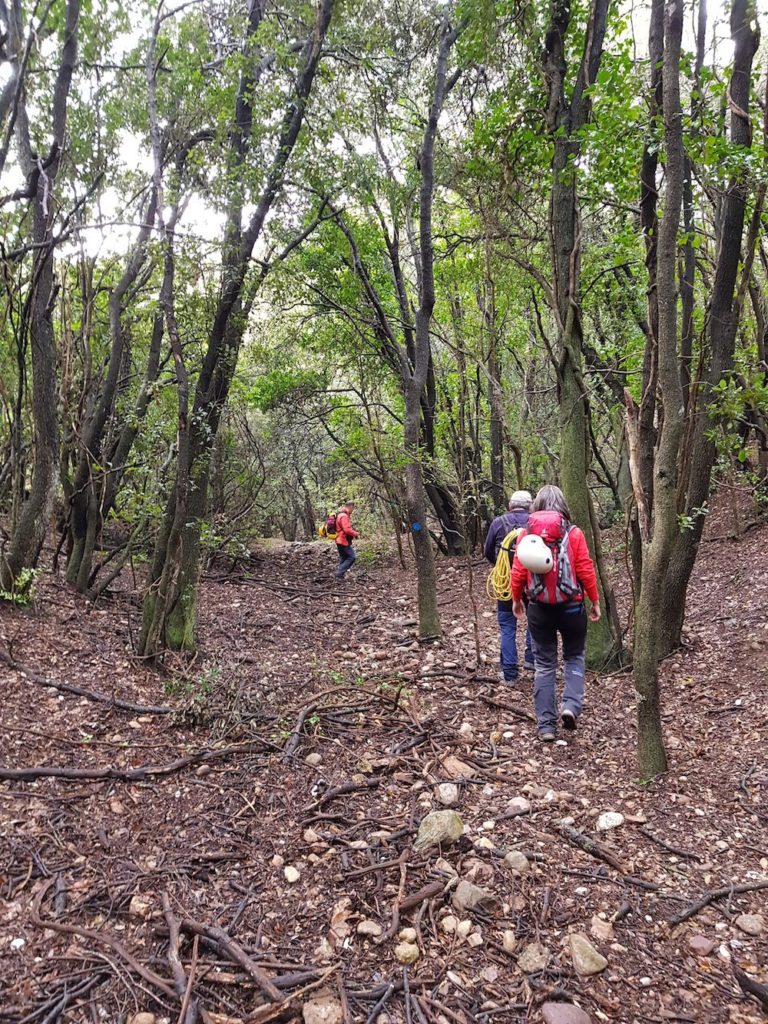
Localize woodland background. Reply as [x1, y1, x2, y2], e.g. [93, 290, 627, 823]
[0, 0, 767, 1019]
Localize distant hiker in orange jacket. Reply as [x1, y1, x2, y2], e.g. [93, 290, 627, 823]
[335, 501, 359, 580]
[510, 485, 600, 741]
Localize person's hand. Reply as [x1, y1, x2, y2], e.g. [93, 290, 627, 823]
[588, 601, 601, 622]
[512, 599, 525, 620]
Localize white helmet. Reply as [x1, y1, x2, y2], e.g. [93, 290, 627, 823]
[517, 534, 554, 574]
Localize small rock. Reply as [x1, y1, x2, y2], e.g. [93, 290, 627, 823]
[128, 895, 150, 919]
[441, 915, 458, 934]
[441, 755, 474, 779]
[518, 942, 549, 973]
[596, 812, 624, 831]
[303, 991, 343, 1024]
[357, 919, 383, 938]
[452, 879, 499, 915]
[435, 857, 458, 876]
[399, 927, 418, 943]
[569, 932, 608, 976]
[195, 764, 211, 777]
[456, 919, 473, 938]
[414, 810, 464, 851]
[688, 935, 716, 956]
[129, 1016, 157, 1024]
[475, 837, 495, 851]
[467, 931, 483, 947]
[271, 854, 285, 868]
[284, 865, 301, 884]
[458, 722, 474, 740]
[735, 914, 764, 936]
[305, 753, 323, 767]
[506, 796, 531, 816]
[589, 916, 614, 942]
[504, 851, 531, 877]
[436, 783, 460, 807]
[394, 941, 420, 964]
[303, 828, 322, 845]
[541, 1004, 592, 1024]
[502, 930, 518, 954]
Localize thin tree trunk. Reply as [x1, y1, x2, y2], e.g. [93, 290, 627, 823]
[1, 0, 80, 590]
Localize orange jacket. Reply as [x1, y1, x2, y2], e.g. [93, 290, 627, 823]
[335, 509, 359, 547]
[511, 524, 599, 604]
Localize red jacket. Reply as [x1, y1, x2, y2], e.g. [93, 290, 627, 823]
[511, 524, 599, 604]
[335, 509, 359, 547]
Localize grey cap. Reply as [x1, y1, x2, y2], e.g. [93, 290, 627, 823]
[509, 490, 533, 509]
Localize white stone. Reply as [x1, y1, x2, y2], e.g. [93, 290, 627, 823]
[399, 927, 418, 943]
[302, 992, 343, 1024]
[284, 865, 301, 884]
[441, 915, 458, 934]
[596, 812, 624, 832]
[436, 783, 460, 807]
[305, 753, 323, 767]
[502, 930, 518, 953]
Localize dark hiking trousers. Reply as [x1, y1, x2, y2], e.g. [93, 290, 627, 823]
[336, 544, 357, 578]
[497, 600, 534, 680]
[527, 601, 587, 731]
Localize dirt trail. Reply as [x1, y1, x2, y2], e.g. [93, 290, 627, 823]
[1, 504, 767, 1023]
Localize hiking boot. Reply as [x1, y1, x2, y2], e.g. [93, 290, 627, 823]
[561, 709, 577, 732]
[499, 670, 518, 685]
[523, 661, 535, 674]
[538, 729, 556, 743]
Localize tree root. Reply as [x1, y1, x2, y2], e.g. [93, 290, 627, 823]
[0, 645, 172, 715]
[668, 880, 768, 927]
[0, 739, 268, 782]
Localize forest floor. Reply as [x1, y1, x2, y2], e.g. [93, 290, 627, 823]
[1, 498, 767, 1024]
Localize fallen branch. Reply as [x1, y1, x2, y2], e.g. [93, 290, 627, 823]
[31, 878, 177, 1000]
[399, 879, 445, 912]
[162, 893, 200, 1024]
[558, 824, 625, 873]
[178, 916, 282, 1002]
[282, 704, 318, 760]
[668, 879, 768, 927]
[305, 777, 380, 812]
[0, 740, 269, 783]
[733, 965, 768, 1013]
[638, 827, 702, 861]
[0, 646, 172, 715]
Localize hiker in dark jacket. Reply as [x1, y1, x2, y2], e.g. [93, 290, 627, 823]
[484, 491, 534, 683]
[335, 501, 359, 579]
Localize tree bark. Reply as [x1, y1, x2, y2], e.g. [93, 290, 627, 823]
[543, 0, 621, 668]
[632, 0, 685, 781]
[1, 0, 80, 590]
[658, 0, 759, 657]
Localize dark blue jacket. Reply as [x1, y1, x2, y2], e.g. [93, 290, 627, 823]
[484, 509, 530, 565]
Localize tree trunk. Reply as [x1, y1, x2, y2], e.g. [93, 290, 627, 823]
[1, 0, 80, 590]
[658, 0, 759, 658]
[405, 385, 441, 638]
[632, 0, 686, 781]
[138, 0, 334, 656]
[544, 0, 621, 668]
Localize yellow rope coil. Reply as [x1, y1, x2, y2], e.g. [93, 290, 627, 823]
[486, 528, 522, 602]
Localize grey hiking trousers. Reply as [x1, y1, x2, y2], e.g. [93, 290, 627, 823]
[527, 602, 587, 731]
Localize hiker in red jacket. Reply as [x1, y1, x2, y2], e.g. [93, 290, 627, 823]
[335, 501, 359, 579]
[510, 485, 601, 741]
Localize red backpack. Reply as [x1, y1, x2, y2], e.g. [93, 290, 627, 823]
[525, 510, 581, 603]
